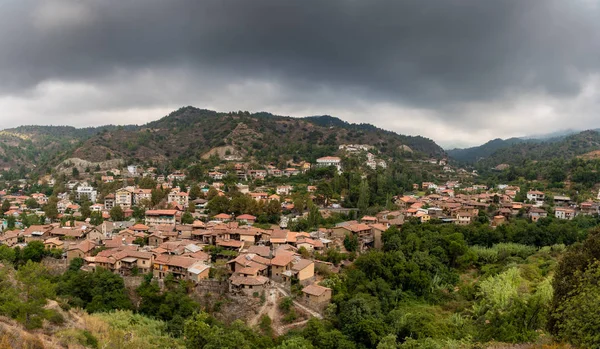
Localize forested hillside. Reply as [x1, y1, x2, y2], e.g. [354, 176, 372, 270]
[459, 130, 600, 168]
[447, 137, 526, 163]
[0, 107, 445, 173]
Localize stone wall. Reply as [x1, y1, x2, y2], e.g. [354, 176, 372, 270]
[42, 257, 68, 275]
[194, 280, 228, 294]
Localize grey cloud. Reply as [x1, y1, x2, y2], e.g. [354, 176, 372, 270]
[1, 0, 600, 145]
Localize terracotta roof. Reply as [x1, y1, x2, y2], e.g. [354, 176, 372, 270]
[292, 258, 313, 271]
[271, 252, 294, 266]
[145, 210, 178, 216]
[246, 245, 271, 258]
[302, 283, 331, 296]
[236, 214, 257, 220]
[229, 275, 269, 286]
[214, 213, 231, 219]
[69, 240, 96, 253]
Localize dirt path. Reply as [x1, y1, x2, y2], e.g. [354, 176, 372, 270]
[248, 288, 278, 327]
[274, 285, 323, 319]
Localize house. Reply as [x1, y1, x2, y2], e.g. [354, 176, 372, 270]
[229, 275, 269, 296]
[555, 207, 576, 220]
[249, 192, 269, 202]
[167, 172, 186, 182]
[528, 207, 548, 222]
[276, 186, 293, 196]
[302, 284, 332, 308]
[168, 191, 189, 208]
[332, 222, 376, 251]
[213, 213, 232, 222]
[133, 189, 152, 205]
[455, 210, 478, 225]
[554, 195, 571, 207]
[580, 201, 599, 216]
[236, 214, 257, 225]
[270, 251, 294, 282]
[296, 238, 324, 252]
[491, 215, 506, 228]
[187, 262, 211, 283]
[67, 240, 97, 263]
[115, 189, 133, 209]
[76, 185, 98, 203]
[101, 176, 114, 183]
[153, 255, 204, 279]
[208, 171, 225, 180]
[286, 258, 315, 286]
[145, 210, 179, 226]
[104, 194, 115, 210]
[316, 156, 342, 172]
[526, 190, 545, 206]
[0, 231, 20, 246]
[44, 237, 64, 250]
[22, 225, 54, 242]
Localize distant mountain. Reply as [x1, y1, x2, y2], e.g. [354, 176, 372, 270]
[521, 129, 580, 141]
[477, 130, 600, 166]
[0, 107, 445, 172]
[447, 137, 526, 164]
[0, 124, 137, 171]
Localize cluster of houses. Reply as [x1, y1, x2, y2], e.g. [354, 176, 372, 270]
[399, 182, 595, 226]
[0, 207, 406, 309]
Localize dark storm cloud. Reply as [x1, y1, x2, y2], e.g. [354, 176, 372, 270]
[1, 0, 599, 105]
[1, 0, 600, 147]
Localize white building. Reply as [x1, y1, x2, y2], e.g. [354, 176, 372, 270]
[527, 190, 545, 206]
[555, 207, 575, 220]
[76, 185, 98, 203]
[276, 185, 293, 196]
[316, 156, 342, 172]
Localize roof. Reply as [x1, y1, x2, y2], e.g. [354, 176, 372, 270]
[69, 240, 96, 253]
[317, 156, 341, 161]
[229, 275, 269, 286]
[145, 210, 178, 216]
[188, 263, 210, 274]
[246, 245, 271, 257]
[271, 252, 294, 266]
[154, 254, 200, 268]
[302, 284, 331, 297]
[292, 258, 313, 271]
[214, 213, 231, 219]
[216, 240, 243, 248]
[236, 214, 257, 220]
[131, 223, 150, 231]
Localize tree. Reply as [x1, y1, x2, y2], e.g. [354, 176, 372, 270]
[553, 261, 600, 347]
[21, 241, 46, 263]
[181, 212, 194, 224]
[139, 177, 157, 189]
[189, 185, 203, 200]
[5, 216, 15, 230]
[344, 234, 359, 252]
[16, 261, 56, 329]
[357, 179, 370, 213]
[110, 205, 125, 221]
[80, 199, 91, 220]
[89, 211, 104, 226]
[1, 199, 10, 213]
[24, 198, 39, 209]
[72, 167, 80, 179]
[44, 197, 59, 221]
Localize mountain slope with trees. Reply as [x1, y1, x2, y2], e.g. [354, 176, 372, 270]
[0, 107, 445, 173]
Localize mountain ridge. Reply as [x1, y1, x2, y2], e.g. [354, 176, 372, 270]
[0, 107, 446, 172]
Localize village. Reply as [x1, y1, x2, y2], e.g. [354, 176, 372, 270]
[0, 145, 597, 326]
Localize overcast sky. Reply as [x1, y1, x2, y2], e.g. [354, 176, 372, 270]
[1, 0, 600, 148]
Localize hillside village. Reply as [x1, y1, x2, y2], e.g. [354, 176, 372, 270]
[0, 141, 597, 309]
